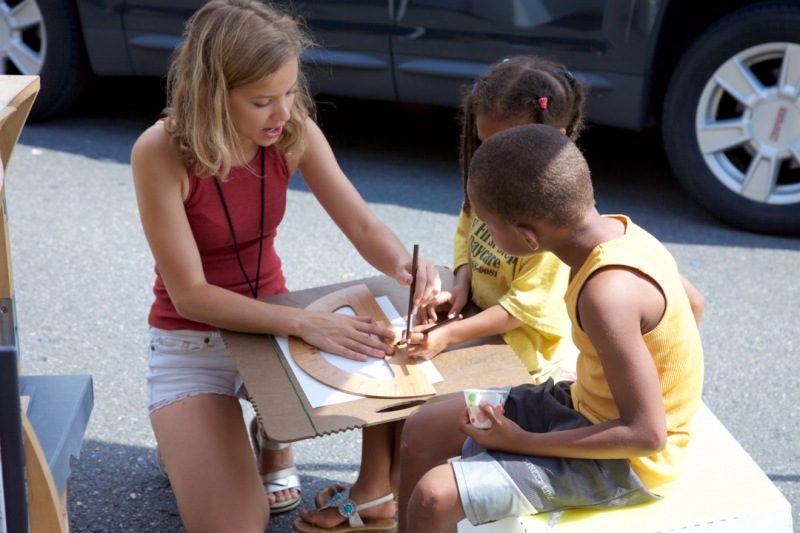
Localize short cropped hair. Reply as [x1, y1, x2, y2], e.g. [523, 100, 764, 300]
[468, 124, 594, 227]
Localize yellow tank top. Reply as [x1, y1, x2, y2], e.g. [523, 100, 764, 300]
[567, 216, 704, 490]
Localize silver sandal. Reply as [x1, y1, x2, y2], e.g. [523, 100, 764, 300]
[251, 417, 303, 514]
[324, 488, 395, 528]
[293, 488, 397, 532]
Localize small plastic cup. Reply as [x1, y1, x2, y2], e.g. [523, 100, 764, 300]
[464, 388, 510, 429]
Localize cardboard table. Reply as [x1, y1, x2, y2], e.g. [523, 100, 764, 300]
[221, 268, 531, 443]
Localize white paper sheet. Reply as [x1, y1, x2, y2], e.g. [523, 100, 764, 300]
[275, 296, 443, 408]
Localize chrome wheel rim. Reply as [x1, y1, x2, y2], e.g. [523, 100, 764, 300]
[696, 42, 800, 206]
[0, 0, 45, 75]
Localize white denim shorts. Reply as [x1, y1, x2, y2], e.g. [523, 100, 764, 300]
[146, 327, 245, 414]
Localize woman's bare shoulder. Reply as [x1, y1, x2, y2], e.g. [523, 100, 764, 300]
[131, 121, 189, 201]
[133, 121, 172, 154]
[132, 122, 183, 170]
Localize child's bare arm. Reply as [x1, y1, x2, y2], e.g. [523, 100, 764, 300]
[679, 273, 704, 325]
[463, 266, 667, 460]
[576, 267, 668, 454]
[407, 304, 522, 359]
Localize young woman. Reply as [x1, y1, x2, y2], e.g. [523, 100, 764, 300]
[131, 1, 439, 531]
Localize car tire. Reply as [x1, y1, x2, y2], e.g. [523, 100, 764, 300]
[0, 0, 91, 121]
[662, 1, 800, 236]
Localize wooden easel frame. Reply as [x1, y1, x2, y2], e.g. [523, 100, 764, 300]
[0, 75, 73, 533]
[0, 75, 39, 533]
[0, 76, 39, 312]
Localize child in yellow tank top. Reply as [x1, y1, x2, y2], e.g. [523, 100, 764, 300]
[399, 124, 705, 531]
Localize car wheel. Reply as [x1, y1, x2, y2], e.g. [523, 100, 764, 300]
[662, 2, 800, 235]
[0, 0, 90, 121]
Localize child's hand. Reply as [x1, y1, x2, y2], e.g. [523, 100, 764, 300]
[405, 325, 450, 360]
[447, 283, 470, 318]
[459, 404, 521, 452]
[448, 265, 471, 316]
[473, 400, 504, 426]
[418, 263, 469, 324]
[419, 290, 456, 324]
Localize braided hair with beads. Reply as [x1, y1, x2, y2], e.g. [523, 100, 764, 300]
[458, 55, 588, 214]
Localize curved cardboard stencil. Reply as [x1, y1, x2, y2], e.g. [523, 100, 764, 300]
[288, 284, 436, 398]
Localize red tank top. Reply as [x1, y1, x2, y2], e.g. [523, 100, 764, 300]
[148, 146, 290, 330]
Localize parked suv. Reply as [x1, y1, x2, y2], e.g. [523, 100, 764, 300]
[6, 0, 799, 235]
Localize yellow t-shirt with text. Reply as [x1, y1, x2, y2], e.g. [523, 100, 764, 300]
[453, 209, 574, 382]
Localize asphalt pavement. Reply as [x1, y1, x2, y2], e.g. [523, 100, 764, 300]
[8, 79, 799, 532]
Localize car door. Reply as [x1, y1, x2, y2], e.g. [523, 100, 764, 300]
[120, 0, 204, 75]
[119, 0, 397, 101]
[288, 0, 396, 101]
[390, 0, 659, 129]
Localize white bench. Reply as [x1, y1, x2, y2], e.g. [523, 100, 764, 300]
[459, 403, 793, 532]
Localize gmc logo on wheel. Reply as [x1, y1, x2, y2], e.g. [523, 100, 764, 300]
[769, 106, 788, 143]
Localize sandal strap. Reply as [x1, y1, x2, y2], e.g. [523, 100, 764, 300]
[353, 492, 394, 512]
[321, 488, 395, 528]
[261, 468, 301, 494]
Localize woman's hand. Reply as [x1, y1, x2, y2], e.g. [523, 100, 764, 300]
[297, 310, 398, 362]
[397, 256, 441, 312]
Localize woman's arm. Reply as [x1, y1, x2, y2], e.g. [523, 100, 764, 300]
[131, 124, 398, 361]
[292, 118, 441, 307]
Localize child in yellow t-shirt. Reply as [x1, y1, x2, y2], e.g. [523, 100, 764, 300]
[406, 55, 589, 383]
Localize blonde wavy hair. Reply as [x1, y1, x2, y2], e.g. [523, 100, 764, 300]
[164, 0, 315, 179]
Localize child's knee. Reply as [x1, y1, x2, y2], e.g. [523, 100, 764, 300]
[409, 466, 461, 520]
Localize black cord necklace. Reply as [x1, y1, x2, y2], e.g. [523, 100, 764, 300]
[213, 147, 266, 299]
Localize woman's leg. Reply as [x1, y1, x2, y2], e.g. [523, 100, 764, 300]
[151, 394, 268, 533]
[253, 421, 301, 507]
[398, 397, 467, 533]
[296, 421, 400, 528]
